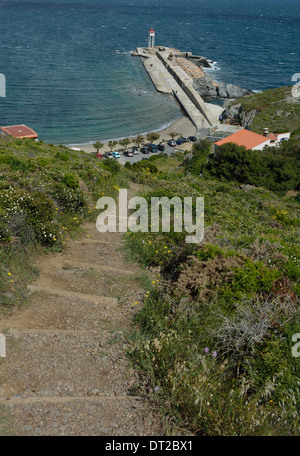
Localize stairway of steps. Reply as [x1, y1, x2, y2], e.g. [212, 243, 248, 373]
[0, 184, 162, 436]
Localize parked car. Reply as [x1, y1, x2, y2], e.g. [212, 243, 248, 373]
[103, 152, 113, 159]
[96, 153, 104, 159]
[189, 136, 197, 142]
[126, 150, 134, 157]
[141, 147, 149, 154]
[178, 137, 189, 142]
[112, 152, 120, 159]
[133, 149, 139, 155]
[158, 144, 165, 151]
[167, 140, 177, 147]
[147, 144, 159, 152]
[176, 138, 187, 145]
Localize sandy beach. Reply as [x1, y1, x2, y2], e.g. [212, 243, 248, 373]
[68, 102, 223, 154]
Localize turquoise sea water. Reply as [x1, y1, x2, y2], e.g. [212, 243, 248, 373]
[0, 0, 299, 144]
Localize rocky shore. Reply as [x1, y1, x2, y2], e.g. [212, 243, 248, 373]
[193, 73, 253, 99]
[175, 51, 253, 99]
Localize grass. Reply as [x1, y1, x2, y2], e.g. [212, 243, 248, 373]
[123, 165, 300, 436]
[0, 244, 39, 312]
[0, 406, 15, 436]
[0, 136, 132, 435]
[152, 155, 184, 173]
[0, 135, 131, 315]
[0, 109, 299, 436]
[226, 85, 300, 135]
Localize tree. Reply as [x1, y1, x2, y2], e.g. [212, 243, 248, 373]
[93, 141, 104, 153]
[205, 142, 300, 194]
[108, 140, 118, 152]
[186, 139, 212, 175]
[119, 138, 130, 150]
[134, 135, 145, 148]
[169, 131, 179, 140]
[146, 132, 160, 143]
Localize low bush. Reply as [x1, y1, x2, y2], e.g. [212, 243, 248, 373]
[125, 175, 300, 436]
[205, 141, 300, 195]
[0, 137, 130, 312]
[102, 158, 121, 174]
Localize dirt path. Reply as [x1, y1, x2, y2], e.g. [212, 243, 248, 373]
[0, 184, 162, 436]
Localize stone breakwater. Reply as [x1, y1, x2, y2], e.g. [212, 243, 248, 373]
[133, 46, 217, 129]
[174, 56, 206, 79]
[133, 47, 252, 100]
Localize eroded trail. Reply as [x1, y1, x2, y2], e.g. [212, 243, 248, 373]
[0, 184, 162, 436]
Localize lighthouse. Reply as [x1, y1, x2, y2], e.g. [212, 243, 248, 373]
[148, 27, 155, 48]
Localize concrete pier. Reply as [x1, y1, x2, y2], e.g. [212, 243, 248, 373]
[134, 47, 217, 129]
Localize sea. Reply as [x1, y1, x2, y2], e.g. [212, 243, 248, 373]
[0, 0, 299, 145]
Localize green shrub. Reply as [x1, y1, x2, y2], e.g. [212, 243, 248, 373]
[55, 151, 70, 161]
[229, 258, 281, 295]
[102, 159, 121, 174]
[206, 141, 300, 195]
[0, 155, 34, 172]
[62, 173, 79, 189]
[132, 161, 158, 174]
[51, 183, 86, 212]
[124, 176, 300, 435]
[196, 243, 236, 261]
[185, 139, 212, 175]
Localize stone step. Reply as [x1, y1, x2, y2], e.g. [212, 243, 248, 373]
[1, 395, 161, 436]
[0, 395, 140, 404]
[72, 238, 124, 246]
[27, 285, 118, 306]
[62, 260, 136, 276]
[0, 330, 135, 398]
[31, 262, 141, 301]
[0, 292, 128, 331]
[63, 242, 138, 271]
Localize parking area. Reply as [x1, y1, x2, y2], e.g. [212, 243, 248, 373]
[96, 130, 211, 165]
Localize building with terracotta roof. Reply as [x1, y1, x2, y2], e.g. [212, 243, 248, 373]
[214, 128, 290, 152]
[0, 124, 38, 140]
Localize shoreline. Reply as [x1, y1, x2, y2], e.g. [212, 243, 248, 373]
[66, 102, 223, 154]
[64, 116, 183, 149]
[69, 117, 197, 154]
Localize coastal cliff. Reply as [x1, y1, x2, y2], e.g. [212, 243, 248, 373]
[221, 102, 259, 128]
[220, 85, 300, 134]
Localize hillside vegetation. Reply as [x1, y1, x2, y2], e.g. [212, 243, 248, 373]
[223, 86, 300, 136]
[185, 137, 300, 196]
[0, 127, 299, 436]
[0, 135, 129, 311]
[123, 150, 300, 436]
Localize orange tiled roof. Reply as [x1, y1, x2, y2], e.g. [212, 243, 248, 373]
[215, 129, 270, 150]
[268, 134, 278, 141]
[1, 125, 38, 139]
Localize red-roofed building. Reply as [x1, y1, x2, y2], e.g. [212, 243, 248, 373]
[0, 125, 38, 140]
[214, 128, 290, 152]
